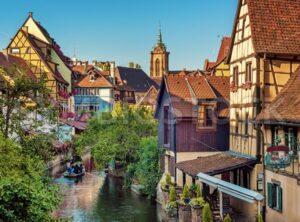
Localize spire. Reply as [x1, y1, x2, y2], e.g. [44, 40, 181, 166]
[156, 23, 165, 48]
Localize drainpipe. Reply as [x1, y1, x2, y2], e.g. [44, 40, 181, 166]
[174, 119, 177, 184]
[257, 124, 266, 221]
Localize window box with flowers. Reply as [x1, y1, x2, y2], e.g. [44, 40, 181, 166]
[242, 81, 252, 90]
[230, 81, 238, 92]
[58, 90, 70, 99]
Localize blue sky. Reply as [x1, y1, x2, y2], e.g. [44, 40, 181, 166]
[0, 0, 237, 74]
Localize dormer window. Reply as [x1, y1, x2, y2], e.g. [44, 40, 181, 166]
[197, 104, 215, 129]
[90, 74, 96, 81]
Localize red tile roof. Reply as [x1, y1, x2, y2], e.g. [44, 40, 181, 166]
[164, 75, 230, 118]
[256, 67, 300, 124]
[176, 152, 257, 177]
[72, 65, 112, 88]
[0, 52, 35, 80]
[228, 0, 300, 59]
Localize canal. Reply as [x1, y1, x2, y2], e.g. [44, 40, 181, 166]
[53, 171, 160, 222]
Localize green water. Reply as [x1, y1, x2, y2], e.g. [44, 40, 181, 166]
[54, 172, 159, 222]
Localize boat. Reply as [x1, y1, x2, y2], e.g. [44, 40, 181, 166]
[64, 170, 85, 178]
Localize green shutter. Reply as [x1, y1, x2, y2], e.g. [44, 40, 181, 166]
[278, 186, 283, 212]
[267, 183, 273, 208]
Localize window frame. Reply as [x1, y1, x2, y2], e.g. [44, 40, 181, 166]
[197, 103, 216, 130]
[233, 66, 239, 86]
[245, 62, 252, 82]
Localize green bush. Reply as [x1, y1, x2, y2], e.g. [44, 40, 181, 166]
[196, 184, 202, 198]
[224, 214, 232, 222]
[257, 213, 264, 222]
[189, 183, 197, 193]
[181, 184, 191, 200]
[190, 197, 205, 208]
[202, 203, 213, 222]
[169, 186, 176, 202]
[165, 173, 172, 185]
[166, 201, 177, 209]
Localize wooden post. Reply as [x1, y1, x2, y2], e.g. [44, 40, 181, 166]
[219, 190, 223, 220]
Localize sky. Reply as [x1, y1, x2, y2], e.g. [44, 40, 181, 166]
[0, 0, 237, 74]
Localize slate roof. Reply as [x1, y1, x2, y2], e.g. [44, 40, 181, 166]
[176, 152, 257, 177]
[0, 52, 35, 80]
[115, 66, 159, 93]
[158, 74, 230, 118]
[228, 0, 300, 61]
[256, 67, 300, 124]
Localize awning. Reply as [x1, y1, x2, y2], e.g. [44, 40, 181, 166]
[198, 173, 264, 203]
[176, 151, 257, 178]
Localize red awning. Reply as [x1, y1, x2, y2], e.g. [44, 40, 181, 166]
[266, 146, 289, 152]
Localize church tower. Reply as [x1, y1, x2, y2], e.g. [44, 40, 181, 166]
[150, 28, 169, 79]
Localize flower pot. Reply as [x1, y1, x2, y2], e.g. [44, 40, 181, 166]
[178, 203, 191, 222]
[191, 206, 203, 222]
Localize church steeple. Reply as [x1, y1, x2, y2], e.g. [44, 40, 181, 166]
[150, 27, 169, 79]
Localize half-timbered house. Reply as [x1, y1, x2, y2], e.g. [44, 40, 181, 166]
[221, 0, 300, 220]
[5, 12, 71, 114]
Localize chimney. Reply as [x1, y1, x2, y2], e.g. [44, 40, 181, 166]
[83, 61, 88, 72]
[28, 12, 33, 18]
[110, 61, 116, 86]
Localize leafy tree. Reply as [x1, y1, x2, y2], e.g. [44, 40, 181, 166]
[76, 103, 157, 169]
[0, 64, 56, 139]
[133, 137, 162, 198]
[202, 203, 213, 222]
[0, 133, 61, 222]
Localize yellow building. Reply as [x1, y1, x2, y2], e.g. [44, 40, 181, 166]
[225, 0, 300, 220]
[6, 12, 72, 113]
[203, 37, 231, 77]
[256, 66, 300, 222]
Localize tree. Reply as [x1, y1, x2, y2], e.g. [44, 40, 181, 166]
[133, 136, 162, 198]
[76, 103, 157, 169]
[0, 133, 61, 222]
[0, 64, 56, 139]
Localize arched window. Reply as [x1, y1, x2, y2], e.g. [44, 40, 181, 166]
[155, 59, 160, 77]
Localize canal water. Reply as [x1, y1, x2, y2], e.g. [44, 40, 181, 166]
[53, 171, 159, 222]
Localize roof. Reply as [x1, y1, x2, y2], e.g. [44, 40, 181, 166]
[256, 67, 300, 124]
[138, 85, 158, 106]
[116, 66, 159, 93]
[204, 37, 231, 71]
[24, 31, 68, 84]
[72, 65, 112, 88]
[0, 52, 35, 80]
[176, 152, 257, 177]
[158, 74, 229, 118]
[198, 173, 264, 203]
[228, 0, 300, 61]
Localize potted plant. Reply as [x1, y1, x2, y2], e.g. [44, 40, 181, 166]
[202, 203, 213, 222]
[160, 173, 172, 191]
[257, 213, 263, 222]
[178, 184, 192, 221]
[180, 184, 191, 204]
[190, 197, 205, 222]
[166, 186, 178, 217]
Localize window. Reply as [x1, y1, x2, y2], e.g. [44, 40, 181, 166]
[245, 62, 252, 82]
[198, 105, 215, 129]
[257, 173, 263, 191]
[235, 112, 239, 135]
[233, 66, 239, 86]
[285, 127, 298, 155]
[11, 48, 20, 54]
[267, 182, 282, 212]
[241, 18, 246, 40]
[155, 59, 160, 77]
[245, 113, 249, 136]
[164, 106, 170, 145]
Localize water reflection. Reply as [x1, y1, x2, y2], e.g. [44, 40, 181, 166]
[53, 172, 158, 222]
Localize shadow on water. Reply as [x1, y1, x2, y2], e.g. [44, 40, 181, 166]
[53, 172, 159, 222]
